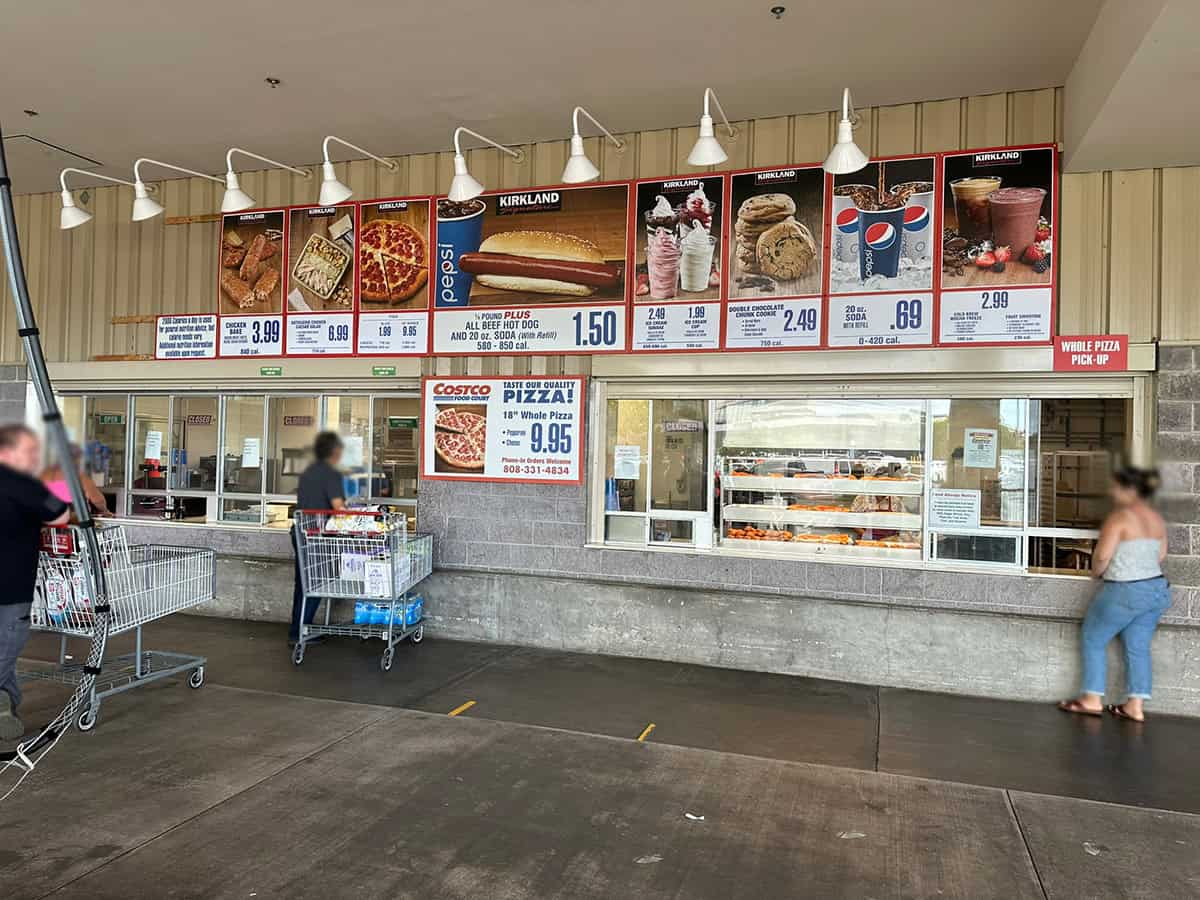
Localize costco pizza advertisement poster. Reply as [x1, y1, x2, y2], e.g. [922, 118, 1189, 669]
[167, 143, 1058, 361]
[421, 376, 585, 484]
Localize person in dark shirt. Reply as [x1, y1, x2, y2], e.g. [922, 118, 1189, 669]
[0, 424, 70, 741]
[289, 432, 346, 646]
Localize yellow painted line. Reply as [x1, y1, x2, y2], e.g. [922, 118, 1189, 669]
[637, 723, 656, 742]
[447, 700, 477, 717]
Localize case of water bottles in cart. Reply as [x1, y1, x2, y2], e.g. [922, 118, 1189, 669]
[292, 509, 432, 672]
[22, 523, 213, 731]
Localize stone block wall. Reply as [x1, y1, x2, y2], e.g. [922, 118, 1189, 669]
[0, 364, 27, 424]
[1157, 344, 1200, 610]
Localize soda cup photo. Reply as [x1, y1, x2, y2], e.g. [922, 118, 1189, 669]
[832, 184, 871, 263]
[895, 183, 934, 265]
[434, 198, 486, 308]
[857, 206, 907, 280]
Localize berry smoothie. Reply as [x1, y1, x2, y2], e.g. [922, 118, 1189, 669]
[989, 187, 1046, 256]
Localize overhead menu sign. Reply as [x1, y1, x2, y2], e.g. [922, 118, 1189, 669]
[421, 376, 585, 484]
[432, 185, 629, 354]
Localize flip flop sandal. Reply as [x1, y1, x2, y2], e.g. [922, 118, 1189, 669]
[1106, 704, 1145, 722]
[1057, 699, 1103, 717]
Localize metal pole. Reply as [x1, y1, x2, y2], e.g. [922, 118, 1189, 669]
[0, 122, 111, 759]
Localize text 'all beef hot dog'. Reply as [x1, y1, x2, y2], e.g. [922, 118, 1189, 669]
[458, 230, 623, 297]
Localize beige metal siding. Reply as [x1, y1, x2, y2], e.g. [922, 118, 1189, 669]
[6, 86, 1198, 376]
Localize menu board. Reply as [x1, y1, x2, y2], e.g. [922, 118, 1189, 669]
[724, 166, 826, 349]
[155, 315, 217, 360]
[355, 197, 432, 355]
[431, 185, 629, 354]
[631, 176, 723, 351]
[936, 146, 1055, 345]
[195, 143, 1057, 361]
[421, 376, 585, 484]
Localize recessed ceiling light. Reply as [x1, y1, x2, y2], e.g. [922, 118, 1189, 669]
[264, 77, 281, 88]
[770, 5, 786, 18]
[23, 109, 38, 117]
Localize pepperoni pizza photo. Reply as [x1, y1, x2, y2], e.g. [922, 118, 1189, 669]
[358, 199, 432, 310]
[433, 404, 487, 472]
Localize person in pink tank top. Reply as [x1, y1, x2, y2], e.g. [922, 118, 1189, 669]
[40, 443, 111, 518]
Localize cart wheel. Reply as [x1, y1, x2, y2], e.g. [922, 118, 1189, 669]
[77, 708, 98, 732]
[410, 625, 424, 644]
[292, 645, 305, 666]
[380, 648, 394, 672]
[188, 667, 205, 689]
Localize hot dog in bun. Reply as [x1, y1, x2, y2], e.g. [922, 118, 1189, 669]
[459, 230, 622, 297]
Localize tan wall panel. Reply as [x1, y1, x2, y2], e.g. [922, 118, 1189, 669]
[1160, 167, 1200, 341]
[13, 86, 1200, 372]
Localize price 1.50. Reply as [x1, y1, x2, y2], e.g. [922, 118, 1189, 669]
[572, 310, 619, 348]
[529, 421, 573, 455]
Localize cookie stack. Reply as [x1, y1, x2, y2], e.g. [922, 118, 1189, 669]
[734, 193, 817, 281]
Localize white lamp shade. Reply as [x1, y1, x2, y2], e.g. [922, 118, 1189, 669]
[131, 182, 165, 221]
[59, 190, 93, 230]
[561, 135, 600, 184]
[318, 161, 353, 206]
[221, 172, 256, 213]
[687, 114, 728, 166]
[822, 119, 869, 175]
[447, 153, 485, 201]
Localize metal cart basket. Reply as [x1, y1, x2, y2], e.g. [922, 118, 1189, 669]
[19, 523, 214, 731]
[293, 509, 432, 671]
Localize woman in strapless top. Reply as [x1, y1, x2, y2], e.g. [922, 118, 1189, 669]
[1059, 467, 1169, 722]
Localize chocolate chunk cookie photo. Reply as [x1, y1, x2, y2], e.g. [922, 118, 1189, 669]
[726, 167, 824, 301]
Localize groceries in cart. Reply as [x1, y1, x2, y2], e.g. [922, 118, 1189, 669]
[354, 597, 423, 627]
[322, 506, 393, 535]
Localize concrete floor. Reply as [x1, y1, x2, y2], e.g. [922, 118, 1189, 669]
[3, 616, 1200, 899]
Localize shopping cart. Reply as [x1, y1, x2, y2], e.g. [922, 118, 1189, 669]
[19, 523, 214, 731]
[292, 509, 432, 672]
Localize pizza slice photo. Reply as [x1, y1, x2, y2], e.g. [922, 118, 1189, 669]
[359, 217, 430, 308]
[432, 404, 486, 472]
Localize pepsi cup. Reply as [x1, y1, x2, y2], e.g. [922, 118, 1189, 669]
[895, 184, 934, 266]
[435, 198, 486, 308]
[856, 206, 907, 280]
[832, 185, 871, 263]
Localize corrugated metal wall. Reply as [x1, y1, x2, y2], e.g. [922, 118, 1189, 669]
[3, 86, 1195, 377]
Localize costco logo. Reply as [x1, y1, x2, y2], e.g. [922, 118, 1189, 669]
[433, 383, 492, 397]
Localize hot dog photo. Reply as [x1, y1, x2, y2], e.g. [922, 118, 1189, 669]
[218, 210, 285, 315]
[434, 184, 628, 308]
[634, 176, 724, 303]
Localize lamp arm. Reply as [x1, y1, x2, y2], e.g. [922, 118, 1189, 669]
[572, 107, 624, 150]
[133, 158, 224, 186]
[703, 88, 737, 139]
[60, 168, 138, 192]
[322, 136, 398, 171]
[453, 127, 525, 162]
[226, 148, 312, 179]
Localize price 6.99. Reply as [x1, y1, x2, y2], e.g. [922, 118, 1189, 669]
[327, 323, 351, 342]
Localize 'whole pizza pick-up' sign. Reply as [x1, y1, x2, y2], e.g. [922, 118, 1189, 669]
[421, 376, 585, 484]
[1053, 335, 1127, 371]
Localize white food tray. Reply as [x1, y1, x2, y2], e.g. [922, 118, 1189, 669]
[723, 504, 923, 530]
[723, 475, 924, 496]
[721, 538, 922, 561]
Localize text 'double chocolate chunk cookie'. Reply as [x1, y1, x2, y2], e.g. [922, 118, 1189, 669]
[756, 217, 817, 281]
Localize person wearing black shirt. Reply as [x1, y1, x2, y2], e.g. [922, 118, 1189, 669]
[290, 431, 346, 646]
[0, 425, 70, 741]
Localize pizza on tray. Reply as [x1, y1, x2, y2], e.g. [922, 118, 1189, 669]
[359, 219, 428, 304]
[434, 407, 486, 470]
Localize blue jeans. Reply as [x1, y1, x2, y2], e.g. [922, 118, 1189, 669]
[290, 527, 321, 643]
[1080, 577, 1171, 699]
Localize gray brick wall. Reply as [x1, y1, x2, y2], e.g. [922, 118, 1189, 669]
[1158, 344, 1200, 614]
[415, 475, 1200, 627]
[0, 364, 27, 424]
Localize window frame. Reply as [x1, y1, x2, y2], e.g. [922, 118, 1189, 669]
[590, 375, 1149, 577]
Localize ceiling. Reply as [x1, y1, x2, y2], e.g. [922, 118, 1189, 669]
[2, 0, 1105, 194]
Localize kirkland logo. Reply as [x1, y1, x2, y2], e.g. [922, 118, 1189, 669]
[754, 169, 797, 185]
[661, 179, 701, 190]
[973, 151, 1022, 166]
[496, 191, 561, 214]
